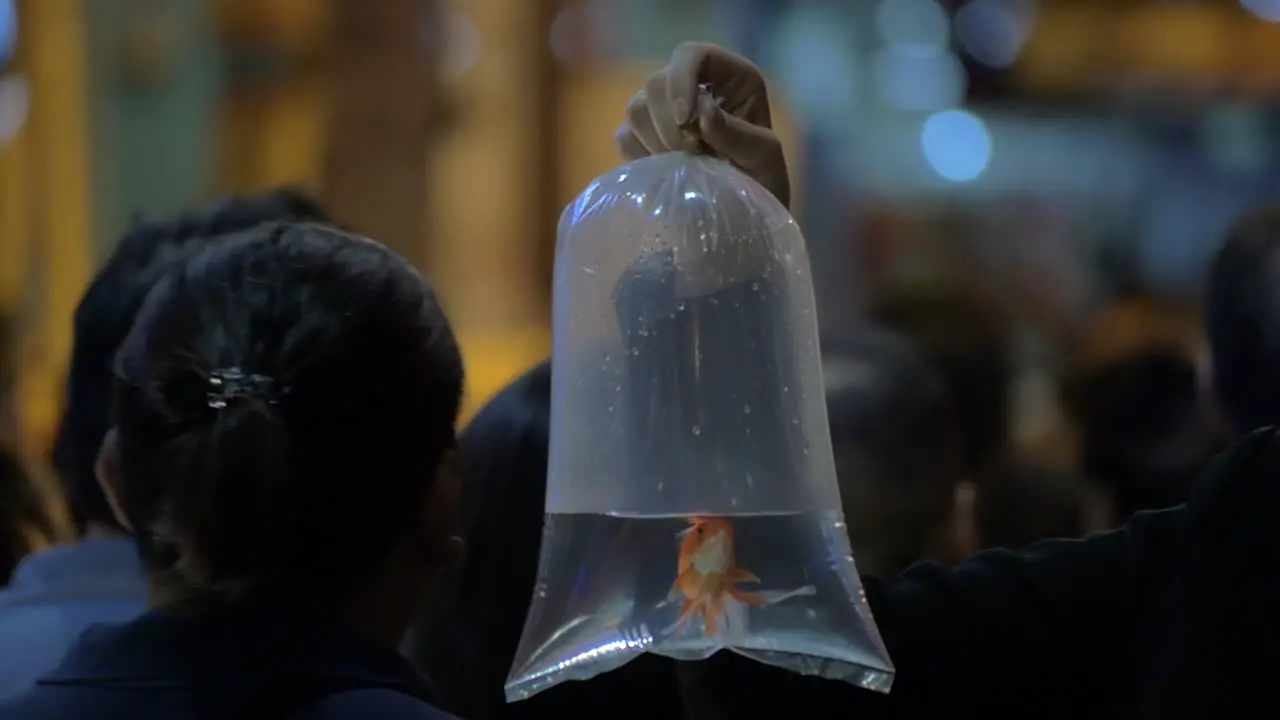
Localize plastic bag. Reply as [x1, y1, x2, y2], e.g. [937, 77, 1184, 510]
[504, 151, 894, 701]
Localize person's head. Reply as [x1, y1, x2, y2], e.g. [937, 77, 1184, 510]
[1061, 343, 1223, 520]
[976, 462, 1085, 550]
[0, 441, 73, 581]
[874, 287, 1012, 476]
[407, 360, 551, 715]
[406, 360, 685, 718]
[54, 189, 330, 535]
[823, 329, 970, 576]
[1205, 205, 1280, 434]
[99, 222, 464, 639]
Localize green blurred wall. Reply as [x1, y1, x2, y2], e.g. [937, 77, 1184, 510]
[84, 0, 222, 258]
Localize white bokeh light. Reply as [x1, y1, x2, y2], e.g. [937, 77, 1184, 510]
[921, 109, 992, 182]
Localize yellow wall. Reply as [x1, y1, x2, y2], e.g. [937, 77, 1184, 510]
[13, 0, 94, 457]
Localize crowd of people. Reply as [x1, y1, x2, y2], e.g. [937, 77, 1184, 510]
[0, 42, 1275, 718]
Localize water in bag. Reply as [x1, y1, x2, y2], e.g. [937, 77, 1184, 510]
[505, 153, 894, 701]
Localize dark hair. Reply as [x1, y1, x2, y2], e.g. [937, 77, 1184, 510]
[111, 222, 462, 607]
[874, 288, 1011, 475]
[1061, 344, 1223, 517]
[406, 361, 684, 719]
[823, 329, 965, 576]
[1206, 205, 1280, 433]
[53, 189, 330, 532]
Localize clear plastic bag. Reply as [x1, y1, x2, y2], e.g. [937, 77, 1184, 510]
[505, 152, 894, 701]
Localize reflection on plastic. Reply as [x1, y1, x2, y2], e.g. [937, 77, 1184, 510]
[505, 153, 894, 702]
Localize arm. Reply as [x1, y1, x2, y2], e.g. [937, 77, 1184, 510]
[680, 428, 1278, 719]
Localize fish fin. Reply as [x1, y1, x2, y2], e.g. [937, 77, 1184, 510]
[728, 566, 760, 584]
[727, 586, 771, 607]
[672, 597, 699, 634]
[669, 566, 695, 599]
[704, 597, 720, 637]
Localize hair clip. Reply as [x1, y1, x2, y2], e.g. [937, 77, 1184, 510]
[206, 367, 280, 409]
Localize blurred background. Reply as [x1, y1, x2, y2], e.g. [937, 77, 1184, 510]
[0, 0, 1275, 490]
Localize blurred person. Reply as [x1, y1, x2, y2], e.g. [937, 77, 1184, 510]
[1, 222, 464, 718]
[975, 461, 1085, 550]
[872, 287, 1013, 481]
[1061, 343, 1225, 524]
[0, 190, 330, 700]
[0, 443, 71, 584]
[620, 42, 1280, 719]
[822, 330, 972, 575]
[405, 361, 687, 719]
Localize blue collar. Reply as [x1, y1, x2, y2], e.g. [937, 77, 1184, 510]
[3, 538, 146, 604]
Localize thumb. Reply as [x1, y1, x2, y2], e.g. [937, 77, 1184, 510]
[697, 98, 789, 207]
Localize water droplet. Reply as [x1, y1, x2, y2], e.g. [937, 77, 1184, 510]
[691, 425, 702, 436]
[607, 405, 615, 413]
[743, 404, 751, 414]
[630, 347, 640, 356]
[782, 385, 790, 393]
[750, 282, 760, 291]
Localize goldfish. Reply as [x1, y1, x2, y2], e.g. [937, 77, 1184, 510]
[669, 515, 771, 637]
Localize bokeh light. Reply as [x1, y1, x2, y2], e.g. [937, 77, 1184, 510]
[920, 109, 992, 182]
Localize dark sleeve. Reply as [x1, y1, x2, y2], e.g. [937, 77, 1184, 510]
[299, 690, 457, 719]
[679, 428, 1278, 720]
[680, 505, 1186, 719]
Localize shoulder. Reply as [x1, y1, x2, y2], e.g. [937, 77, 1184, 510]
[300, 689, 457, 719]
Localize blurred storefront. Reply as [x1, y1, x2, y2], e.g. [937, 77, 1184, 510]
[2, 0, 1280, 455]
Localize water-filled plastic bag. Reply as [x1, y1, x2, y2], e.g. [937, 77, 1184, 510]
[505, 152, 894, 701]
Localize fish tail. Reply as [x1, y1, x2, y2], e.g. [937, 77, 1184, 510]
[673, 597, 699, 634]
[704, 599, 719, 637]
[727, 586, 771, 607]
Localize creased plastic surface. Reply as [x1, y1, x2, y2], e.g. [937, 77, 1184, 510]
[505, 153, 894, 702]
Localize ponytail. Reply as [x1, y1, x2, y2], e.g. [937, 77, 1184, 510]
[151, 372, 290, 601]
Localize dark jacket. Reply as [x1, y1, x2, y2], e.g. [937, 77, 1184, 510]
[679, 427, 1280, 719]
[0, 606, 455, 719]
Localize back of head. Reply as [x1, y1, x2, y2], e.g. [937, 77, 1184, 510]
[1206, 205, 1280, 433]
[824, 328, 965, 577]
[409, 361, 552, 716]
[873, 288, 1011, 475]
[54, 189, 330, 534]
[1061, 343, 1222, 518]
[111, 222, 462, 609]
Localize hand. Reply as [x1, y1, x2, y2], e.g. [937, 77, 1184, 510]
[615, 42, 791, 210]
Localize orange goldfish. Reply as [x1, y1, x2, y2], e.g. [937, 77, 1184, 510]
[669, 515, 770, 637]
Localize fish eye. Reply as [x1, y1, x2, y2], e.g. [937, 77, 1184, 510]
[695, 526, 704, 536]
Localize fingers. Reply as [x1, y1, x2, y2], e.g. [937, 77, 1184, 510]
[696, 94, 790, 208]
[666, 42, 762, 126]
[613, 123, 649, 161]
[624, 90, 663, 155]
[666, 42, 719, 124]
[643, 70, 686, 152]
[615, 69, 694, 161]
